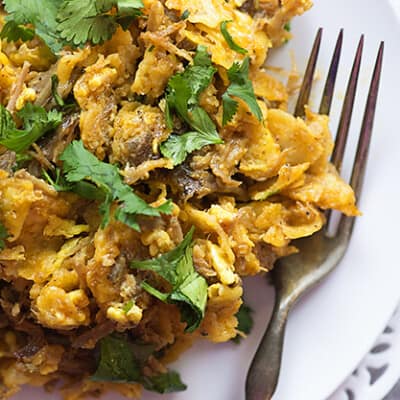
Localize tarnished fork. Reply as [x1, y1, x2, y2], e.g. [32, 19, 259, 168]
[246, 29, 384, 400]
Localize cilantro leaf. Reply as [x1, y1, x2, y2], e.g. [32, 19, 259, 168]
[0, 222, 8, 250]
[0, 21, 35, 42]
[92, 335, 141, 382]
[222, 57, 263, 125]
[1, 0, 143, 53]
[221, 92, 238, 127]
[165, 46, 216, 131]
[142, 371, 187, 394]
[56, 141, 172, 230]
[92, 334, 187, 394]
[2, 0, 65, 54]
[131, 227, 208, 332]
[56, 0, 144, 47]
[232, 303, 254, 344]
[161, 46, 223, 165]
[220, 21, 248, 55]
[160, 131, 222, 166]
[114, 0, 144, 15]
[192, 45, 213, 68]
[132, 227, 195, 287]
[0, 104, 62, 153]
[43, 168, 106, 201]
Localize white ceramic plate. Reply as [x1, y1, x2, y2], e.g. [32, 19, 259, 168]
[15, 1, 400, 400]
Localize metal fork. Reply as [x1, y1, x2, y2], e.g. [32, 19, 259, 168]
[245, 29, 384, 400]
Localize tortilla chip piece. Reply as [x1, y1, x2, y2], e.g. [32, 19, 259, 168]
[251, 162, 310, 200]
[239, 125, 284, 181]
[284, 164, 360, 216]
[267, 109, 325, 165]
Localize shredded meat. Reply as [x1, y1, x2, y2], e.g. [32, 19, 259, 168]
[6, 61, 30, 113]
[41, 112, 80, 164]
[111, 104, 169, 166]
[58, 349, 96, 376]
[29, 65, 57, 109]
[71, 320, 116, 349]
[0, 151, 16, 173]
[164, 162, 247, 202]
[14, 335, 47, 359]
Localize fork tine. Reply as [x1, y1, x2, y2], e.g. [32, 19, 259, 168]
[319, 29, 343, 115]
[338, 42, 384, 236]
[349, 42, 384, 198]
[331, 36, 364, 172]
[325, 35, 364, 228]
[294, 28, 323, 118]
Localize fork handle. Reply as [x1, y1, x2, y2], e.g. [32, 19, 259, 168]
[246, 296, 290, 400]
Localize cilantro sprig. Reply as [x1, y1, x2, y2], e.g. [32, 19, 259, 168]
[57, 0, 143, 47]
[0, 222, 9, 250]
[131, 227, 208, 332]
[220, 20, 248, 55]
[222, 57, 263, 125]
[92, 334, 187, 393]
[160, 46, 223, 166]
[1, 0, 144, 54]
[50, 140, 172, 230]
[2, 0, 66, 54]
[0, 104, 62, 153]
[164, 46, 217, 134]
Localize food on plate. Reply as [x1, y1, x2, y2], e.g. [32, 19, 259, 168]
[0, 0, 358, 399]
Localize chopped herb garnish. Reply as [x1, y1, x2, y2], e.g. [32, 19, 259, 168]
[232, 303, 254, 343]
[51, 140, 172, 230]
[0, 20, 35, 42]
[131, 227, 208, 332]
[142, 371, 187, 394]
[180, 9, 190, 20]
[57, 0, 143, 47]
[160, 131, 222, 167]
[222, 57, 263, 125]
[220, 20, 248, 55]
[1, 0, 66, 54]
[164, 46, 216, 133]
[1, 0, 144, 54]
[160, 46, 223, 166]
[0, 103, 62, 153]
[122, 300, 134, 314]
[0, 222, 8, 250]
[43, 167, 105, 201]
[92, 334, 187, 393]
[92, 335, 141, 383]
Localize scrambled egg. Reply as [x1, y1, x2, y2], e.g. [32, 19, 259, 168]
[0, 1, 359, 399]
